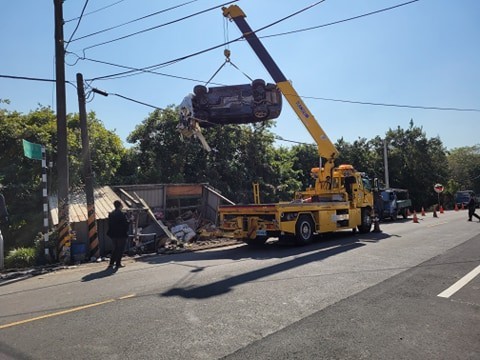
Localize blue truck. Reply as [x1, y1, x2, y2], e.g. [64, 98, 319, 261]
[375, 188, 412, 221]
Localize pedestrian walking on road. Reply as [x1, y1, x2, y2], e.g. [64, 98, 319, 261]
[107, 200, 129, 269]
[467, 195, 480, 222]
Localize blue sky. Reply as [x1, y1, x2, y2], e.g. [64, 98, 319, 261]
[1, 0, 479, 151]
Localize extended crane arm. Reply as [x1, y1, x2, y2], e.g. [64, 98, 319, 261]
[223, 5, 339, 173]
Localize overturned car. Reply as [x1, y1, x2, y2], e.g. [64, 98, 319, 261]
[179, 79, 282, 127]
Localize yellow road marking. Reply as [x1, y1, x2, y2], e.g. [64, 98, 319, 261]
[427, 221, 448, 228]
[0, 294, 136, 330]
[119, 293, 136, 300]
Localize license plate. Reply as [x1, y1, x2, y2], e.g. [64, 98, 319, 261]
[256, 229, 267, 236]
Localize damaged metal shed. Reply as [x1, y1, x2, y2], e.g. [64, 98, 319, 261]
[49, 183, 233, 259]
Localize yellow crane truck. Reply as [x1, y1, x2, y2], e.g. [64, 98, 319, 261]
[218, 5, 374, 245]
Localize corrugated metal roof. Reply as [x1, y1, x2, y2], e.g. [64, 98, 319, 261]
[49, 186, 123, 225]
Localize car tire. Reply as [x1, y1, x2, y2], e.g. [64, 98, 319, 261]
[193, 85, 207, 96]
[252, 79, 266, 100]
[253, 105, 268, 119]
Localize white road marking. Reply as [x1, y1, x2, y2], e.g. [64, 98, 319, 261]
[438, 265, 480, 298]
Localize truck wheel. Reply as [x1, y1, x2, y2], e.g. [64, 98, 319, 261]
[357, 208, 372, 233]
[295, 215, 314, 245]
[391, 211, 397, 221]
[402, 209, 408, 219]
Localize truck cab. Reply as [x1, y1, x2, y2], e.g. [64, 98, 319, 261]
[375, 188, 411, 221]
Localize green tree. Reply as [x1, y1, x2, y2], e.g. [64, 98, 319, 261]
[447, 145, 480, 194]
[382, 120, 448, 209]
[0, 106, 125, 250]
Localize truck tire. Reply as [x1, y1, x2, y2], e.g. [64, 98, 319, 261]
[357, 208, 372, 233]
[391, 211, 397, 221]
[295, 215, 315, 245]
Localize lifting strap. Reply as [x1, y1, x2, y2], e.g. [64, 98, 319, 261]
[204, 49, 253, 87]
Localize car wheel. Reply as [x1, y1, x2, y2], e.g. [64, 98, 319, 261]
[295, 215, 314, 245]
[193, 85, 207, 96]
[253, 105, 268, 119]
[252, 79, 266, 100]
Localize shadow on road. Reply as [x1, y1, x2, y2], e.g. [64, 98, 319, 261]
[81, 267, 116, 282]
[160, 239, 365, 299]
[138, 229, 394, 268]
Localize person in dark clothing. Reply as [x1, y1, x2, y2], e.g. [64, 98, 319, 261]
[467, 195, 480, 222]
[107, 200, 129, 268]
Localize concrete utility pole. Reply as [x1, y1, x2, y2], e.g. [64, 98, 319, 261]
[384, 139, 390, 189]
[54, 0, 72, 263]
[76, 73, 100, 260]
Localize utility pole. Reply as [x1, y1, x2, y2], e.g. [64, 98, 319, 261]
[54, 0, 72, 263]
[383, 139, 390, 189]
[76, 73, 100, 261]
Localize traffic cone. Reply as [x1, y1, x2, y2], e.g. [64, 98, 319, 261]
[421, 207, 426, 216]
[413, 211, 419, 223]
[461, 203, 465, 210]
[440, 205, 444, 214]
[433, 206, 438, 218]
[454, 203, 459, 211]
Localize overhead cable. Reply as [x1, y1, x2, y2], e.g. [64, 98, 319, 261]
[2, 73, 478, 113]
[80, 0, 238, 53]
[80, 0, 414, 82]
[65, 0, 127, 23]
[82, 0, 326, 81]
[259, 0, 421, 39]
[70, 0, 198, 42]
[65, 0, 90, 51]
[301, 95, 480, 112]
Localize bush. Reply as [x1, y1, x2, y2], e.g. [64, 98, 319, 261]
[4, 247, 36, 269]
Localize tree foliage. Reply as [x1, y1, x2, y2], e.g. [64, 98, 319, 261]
[0, 106, 124, 250]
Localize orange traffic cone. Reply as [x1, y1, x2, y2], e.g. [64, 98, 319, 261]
[440, 205, 444, 214]
[454, 203, 459, 211]
[421, 207, 426, 216]
[413, 211, 419, 223]
[461, 203, 465, 210]
[433, 206, 438, 218]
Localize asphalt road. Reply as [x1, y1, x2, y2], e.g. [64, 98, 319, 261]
[0, 210, 479, 359]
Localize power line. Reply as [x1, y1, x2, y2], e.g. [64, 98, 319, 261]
[259, 0, 421, 39]
[80, 0, 238, 53]
[65, 0, 90, 51]
[2, 74, 479, 113]
[301, 95, 480, 112]
[80, 0, 413, 82]
[80, 0, 326, 81]
[70, 0, 198, 42]
[64, 0, 127, 23]
[251, 0, 325, 34]
[0, 74, 75, 87]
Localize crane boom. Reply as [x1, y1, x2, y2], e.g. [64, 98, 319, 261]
[222, 5, 339, 175]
